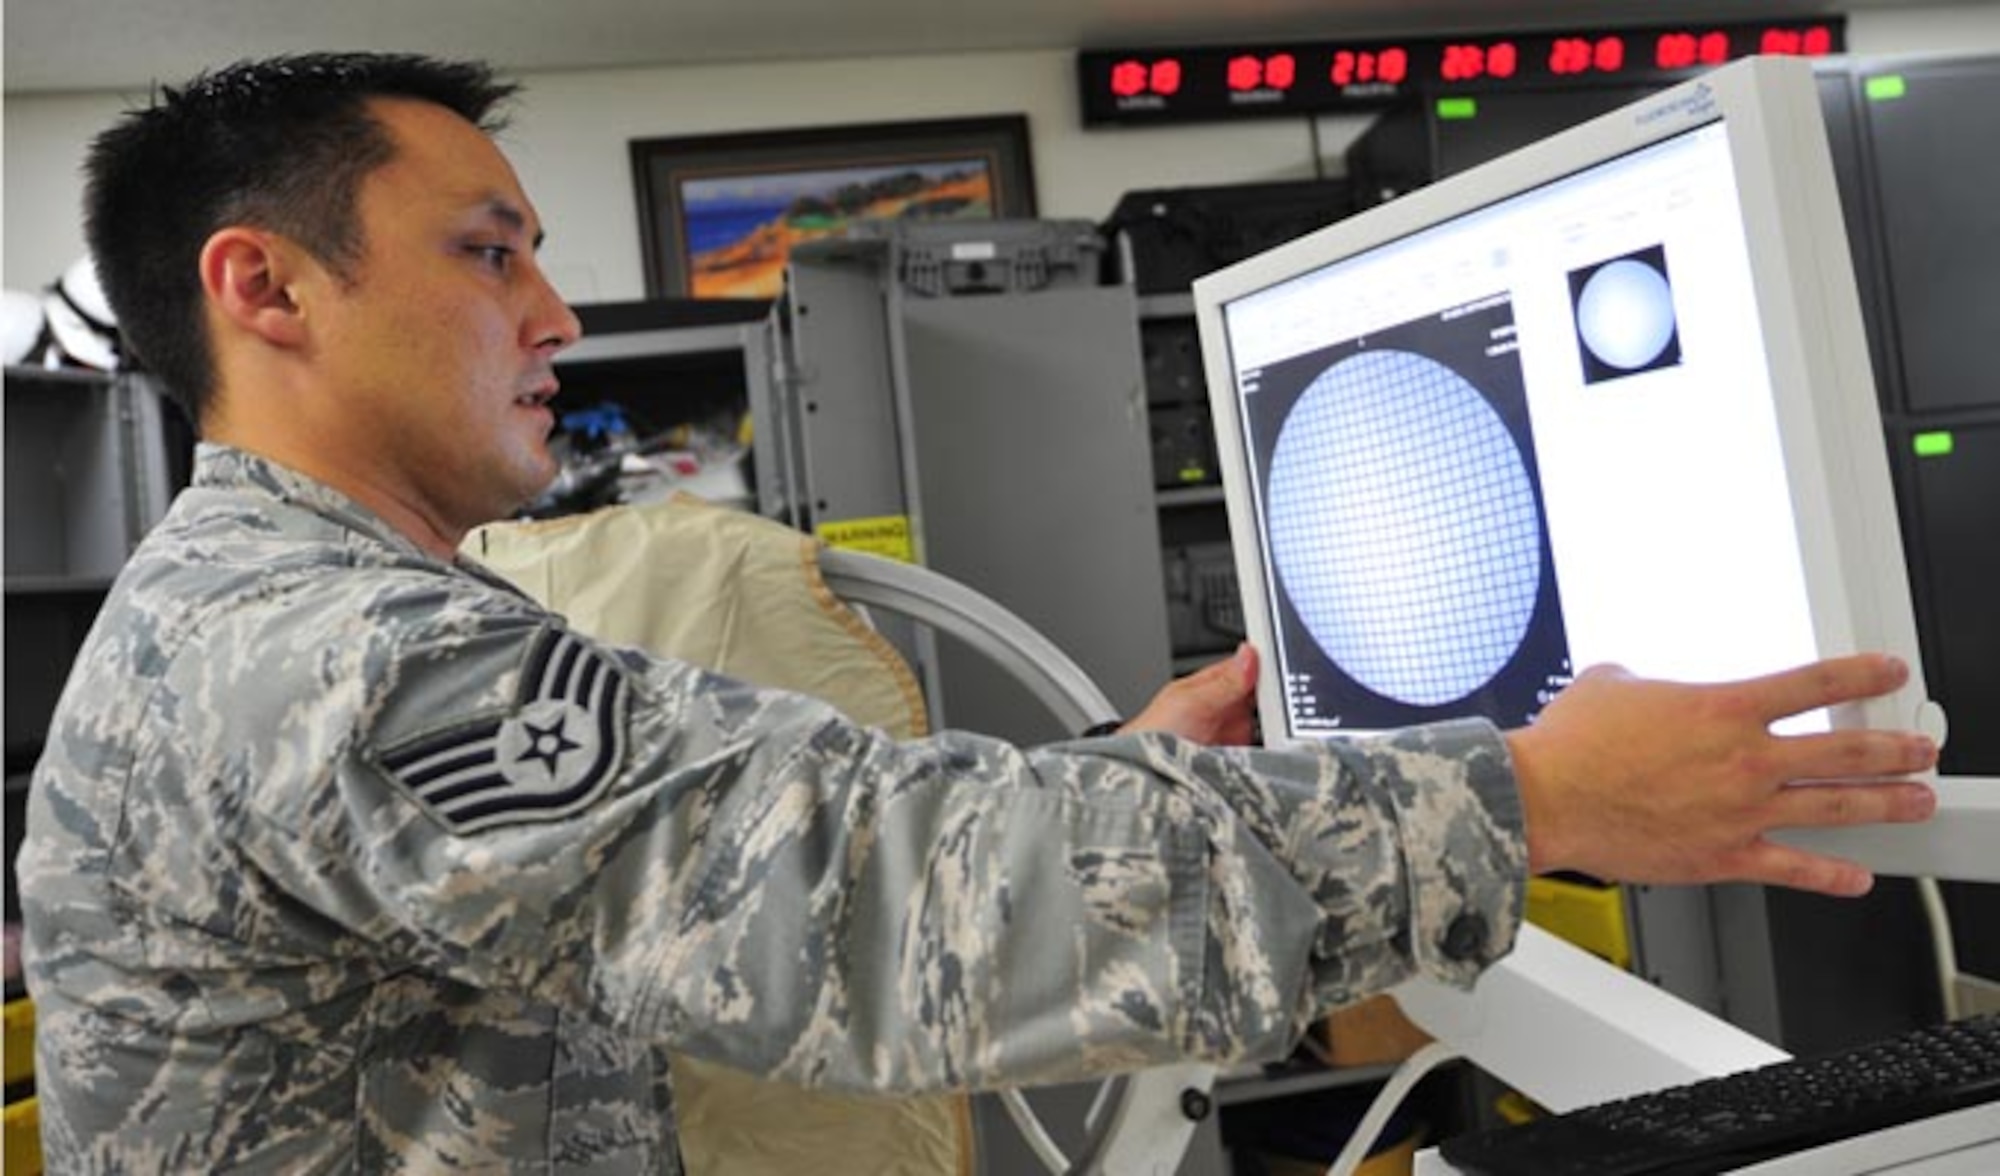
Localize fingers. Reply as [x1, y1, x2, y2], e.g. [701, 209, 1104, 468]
[1208, 642, 1257, 693]
[1781, 726, 1940, 784]
[1766, 779, 1938, 829]
[1182, 644, 1258, 744]
[1183, 644, 1259, 704]
[1771, 726, 1938, 784]
[1120, 644, 1261, 743]
[1734, 840, 1876, 898]
[1738, 653, 1909, 723]
[1732, 780, 1934, 897]
[1231, 643, 1258, 693]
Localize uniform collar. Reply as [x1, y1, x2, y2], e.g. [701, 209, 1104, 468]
[191, 443, 453, 565]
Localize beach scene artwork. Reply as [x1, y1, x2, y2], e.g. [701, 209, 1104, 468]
[679, 158, 997, 297]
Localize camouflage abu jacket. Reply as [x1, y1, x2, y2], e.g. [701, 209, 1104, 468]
[20, 444, 1527, 1173]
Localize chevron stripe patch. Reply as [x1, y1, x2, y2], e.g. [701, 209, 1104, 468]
[380, 628, 630, 834]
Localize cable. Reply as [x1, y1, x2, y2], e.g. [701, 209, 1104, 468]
[1917, 876, 1962, 1021]
[999, 1088, 1073, 1174]
[1324, 1041, 1462, 1176]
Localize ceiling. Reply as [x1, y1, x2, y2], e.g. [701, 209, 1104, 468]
[1, 0, 1945, 96]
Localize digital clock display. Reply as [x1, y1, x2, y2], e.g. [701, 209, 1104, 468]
[1079, 20, 1843, 124]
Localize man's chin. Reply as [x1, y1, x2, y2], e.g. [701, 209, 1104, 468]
[502, 457, 565, 517]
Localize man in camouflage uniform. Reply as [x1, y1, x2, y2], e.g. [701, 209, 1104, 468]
[20, 53, 1938, 1173]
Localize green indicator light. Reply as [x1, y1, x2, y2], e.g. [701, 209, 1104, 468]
[1914, 431, 1955, 458]
[1436, 97, 1479, 120]
[1865, 75, 1908, 101]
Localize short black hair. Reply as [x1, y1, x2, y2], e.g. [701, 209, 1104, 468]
[82, 52, 520, 427]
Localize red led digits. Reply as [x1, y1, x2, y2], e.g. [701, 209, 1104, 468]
[1330, 48, 1409, 87]
[1089, 20, 1840, 123]
[1553, 36, 1624, 75]
[1655, 33, 1695, 70]
[1110, 58, 1181, 98]
[1441, 43, 1485, 81]
[1661, 31, 1722, 69]
[1111, 60, 1148, 97]
[1228, 53, 1297, 91]
[1762, 26, 1836, 56]
[1656, 28, 1769, 70]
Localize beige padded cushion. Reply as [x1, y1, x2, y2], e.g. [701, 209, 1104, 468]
[466, 494, 926, 740]
[466, 495, 968, 1176]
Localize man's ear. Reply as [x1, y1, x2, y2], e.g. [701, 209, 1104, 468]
[198, 228, 313, 349]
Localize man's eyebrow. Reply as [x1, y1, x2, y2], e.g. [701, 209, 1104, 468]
[483, 198, 546, 249]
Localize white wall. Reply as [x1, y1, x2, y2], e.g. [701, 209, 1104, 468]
[7, 4, 2000, 300]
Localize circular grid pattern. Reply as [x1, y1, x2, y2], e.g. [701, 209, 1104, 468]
[1267, 349, 1543, 707]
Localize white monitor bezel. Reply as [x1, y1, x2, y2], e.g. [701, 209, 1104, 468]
[1193, 55, 1936, 752]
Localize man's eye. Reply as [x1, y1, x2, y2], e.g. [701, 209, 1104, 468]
[471, 245, 514, 270]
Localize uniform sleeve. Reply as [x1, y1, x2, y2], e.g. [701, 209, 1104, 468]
[238, 600, 1526, 1096]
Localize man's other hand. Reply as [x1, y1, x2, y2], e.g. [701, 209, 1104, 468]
[1119, 643, 1261, 747]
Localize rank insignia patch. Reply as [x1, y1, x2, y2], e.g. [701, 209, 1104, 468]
[381, 628, 629, 833]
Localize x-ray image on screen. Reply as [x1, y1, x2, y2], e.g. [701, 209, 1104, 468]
[1240, 293, 1572, 731]
[1570, 243, 1683, 384]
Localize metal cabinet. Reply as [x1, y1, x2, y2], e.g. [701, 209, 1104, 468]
[775, 221, 1173, 745]
[4, 364, 184, 951]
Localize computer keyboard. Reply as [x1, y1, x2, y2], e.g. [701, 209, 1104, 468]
[1439, 1012, 2000, 1175]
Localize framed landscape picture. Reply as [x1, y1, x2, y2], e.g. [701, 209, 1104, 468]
[631, 115, 1036, 298]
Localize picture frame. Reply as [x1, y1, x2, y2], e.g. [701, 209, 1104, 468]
[631, 115, 1037, 299]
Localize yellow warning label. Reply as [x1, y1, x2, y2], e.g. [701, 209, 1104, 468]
[816, 515, 915, 563]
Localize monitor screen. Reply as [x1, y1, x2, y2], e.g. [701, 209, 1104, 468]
[1197, 57, 1936, 747]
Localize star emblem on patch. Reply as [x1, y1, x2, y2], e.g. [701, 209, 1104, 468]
[378, 628, 629, 834]
[498, 699, 596, 784]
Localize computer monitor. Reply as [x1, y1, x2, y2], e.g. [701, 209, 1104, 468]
[1195, 56, 1941, 751]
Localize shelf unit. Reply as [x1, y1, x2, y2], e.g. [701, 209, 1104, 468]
[1139, 294, 1244, 676]
[551, 307, 778, 521]
[4, 364, 187, 948]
